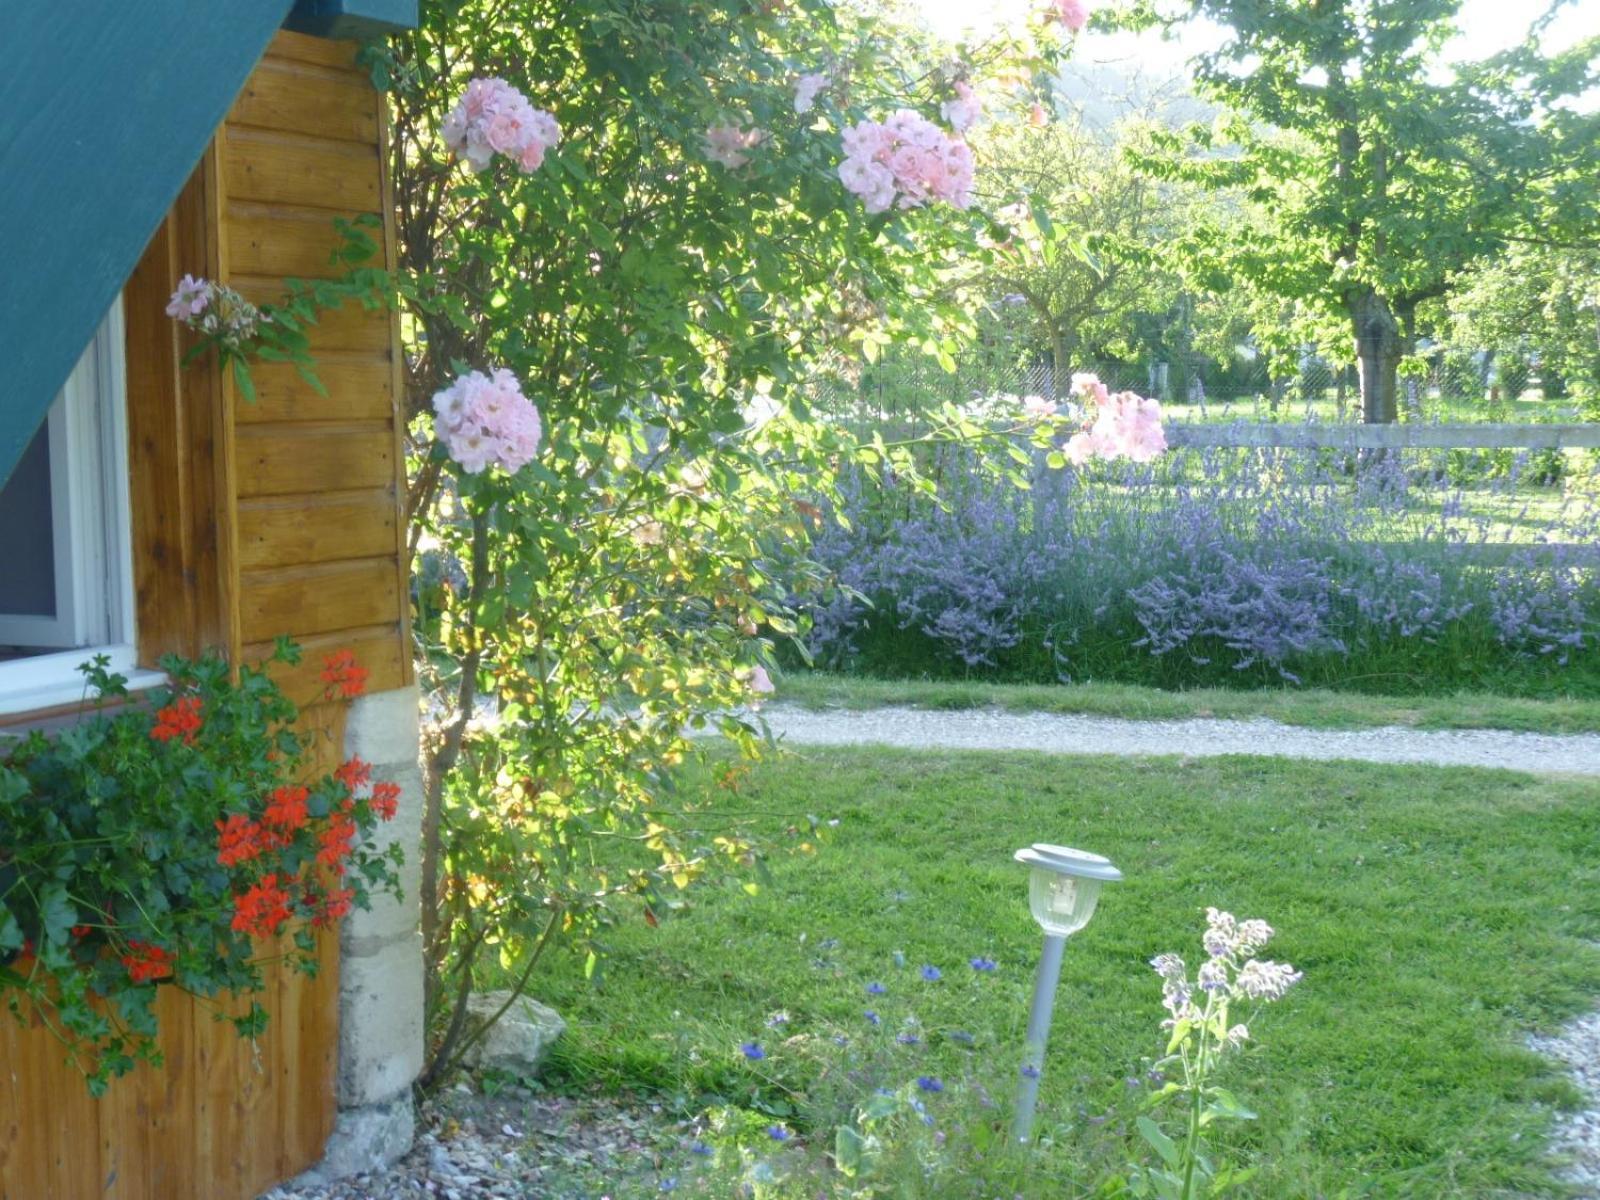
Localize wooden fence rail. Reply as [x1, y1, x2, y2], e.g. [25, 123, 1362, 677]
[1164, 422, 1600, 451]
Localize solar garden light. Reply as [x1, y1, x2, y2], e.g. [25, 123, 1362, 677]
[1012, 843, 1123, 1143]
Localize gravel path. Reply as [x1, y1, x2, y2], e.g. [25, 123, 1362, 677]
[755, 703, 1600, 775]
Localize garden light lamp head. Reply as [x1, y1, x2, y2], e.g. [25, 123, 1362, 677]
[1015, 843, 1122, 937]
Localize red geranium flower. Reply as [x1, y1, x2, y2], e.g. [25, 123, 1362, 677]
[317, 813, 358, 871]
[150, 696, 203, 745]
[334, 757, 372, 793]
[321, 649, 369, 700]
[312, 886, 355, 928]
[231, 874, 294, 938]
[262, 784, 310, 832]
[122, 940, 174, 984]
[216, 813, 267, 866]
[370, 780, 401, 822]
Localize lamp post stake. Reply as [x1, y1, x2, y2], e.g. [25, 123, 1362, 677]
[1013, 930, 1066, 1143]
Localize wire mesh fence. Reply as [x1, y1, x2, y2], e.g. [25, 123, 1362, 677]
[803, 347, 1574, 439]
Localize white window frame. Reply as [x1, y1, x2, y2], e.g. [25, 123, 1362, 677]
[0, 299, 163, 716]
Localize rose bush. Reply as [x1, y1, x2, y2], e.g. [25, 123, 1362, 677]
[360, 0, 1106, 1078]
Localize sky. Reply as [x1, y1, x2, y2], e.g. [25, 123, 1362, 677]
[917, 0, 1600, 77]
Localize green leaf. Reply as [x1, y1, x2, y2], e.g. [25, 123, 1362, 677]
[232, 356, 257, 404]
[1205, 1087, 1257, 1121]
[1137, 1116, 1182, 1170]
[38, 884, 77, 947]
[834, 1125, 865, 1177]
[0, 906, 23, 953]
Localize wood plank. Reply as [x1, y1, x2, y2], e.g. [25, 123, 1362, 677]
[138, 984, 197, 1200]
[0, 1010, 48, 1200]
[223, 128, 380, 214]
[238, 357, 394, 424]
[235, 425, 396, 498]
[278, 927, 340, 1177]
[239, 489, 399, 570]
[226, 204, 375, 281]
[245, 626, 409, 708]
[1165, 421, 1600, 450]
[43, 1031, 100, 1199]
[240, 559, 402, 644]
[377, 90, 418, 688]
[232, 277, 392, 354]
[266, 30, 364, 73]
[229, 59, 379, 144]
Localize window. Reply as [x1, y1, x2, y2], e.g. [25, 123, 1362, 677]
[0, 299, 158, 715]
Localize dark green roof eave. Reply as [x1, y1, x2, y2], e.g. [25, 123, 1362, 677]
[285, 0, 419, 38]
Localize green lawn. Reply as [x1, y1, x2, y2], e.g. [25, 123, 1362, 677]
[536, 748, 1600, 1198]
[774, 670, 1600, 734]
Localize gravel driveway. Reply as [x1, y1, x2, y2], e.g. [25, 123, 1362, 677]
[754, 703, 1600, 775]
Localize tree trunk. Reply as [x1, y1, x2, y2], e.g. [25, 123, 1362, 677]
[1049, 327, 1069, 403]
[1349, 288, 1402, 424]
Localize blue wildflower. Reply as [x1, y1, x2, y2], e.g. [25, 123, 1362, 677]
[948, 1030, 975, 1045]
[919, 965, 941, 982]
[867, 981, 887, 995]
[659, 1178, 678, 1193]
[767, 1125, 790, 1142]
[689, 1141, 713, 1156]
[865, 1010, 881, 1026]
[916, 1076, 944, 1093]
[1020, 1064, 1040, 1080]
[969, 957, 997, 972]
[741, 1042, 766, 1061]
[896, 1033, 921, 1046]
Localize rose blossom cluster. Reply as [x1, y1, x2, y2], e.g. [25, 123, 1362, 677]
[165, 275, 262, 352]
[1063, 372, 1167, 464]
[442, 77, 561, 174]
[838, 110, 975, 213]
[432, 367, 544, 475]
[704, 124, 768, 169]
[940, 80, 982, 133]
[1051, 0, 1091, 32]
[794, 71, 830, 115]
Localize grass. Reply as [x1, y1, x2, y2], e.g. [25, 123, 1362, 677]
[774, 670, 1600, 734]
[534, 748, 1600, 1197]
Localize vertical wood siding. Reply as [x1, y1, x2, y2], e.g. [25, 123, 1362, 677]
[0, 31, 410, 1200]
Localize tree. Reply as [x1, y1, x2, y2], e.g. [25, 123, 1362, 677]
[1127, 0, 1600, 422]
[1449, 243, 1600, 401]
[977, 117, 1185, 398]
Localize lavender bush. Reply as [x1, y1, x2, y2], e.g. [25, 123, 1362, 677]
[802, 442, 1600, 692]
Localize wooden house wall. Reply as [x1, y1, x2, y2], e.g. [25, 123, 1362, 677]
[0, 31, 411, 1200]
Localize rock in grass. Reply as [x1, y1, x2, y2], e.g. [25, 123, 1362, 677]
[460, 992, 567, 1077]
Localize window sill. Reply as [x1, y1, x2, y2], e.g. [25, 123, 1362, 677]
[0, 644, 165, 721]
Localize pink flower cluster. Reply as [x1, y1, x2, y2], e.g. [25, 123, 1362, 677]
[442, 78, 561, 174]
[940, 81, 982, 133]
[432, 368, 543, 475]
[165, 275, 262, 351]
[704, 124, 767, 169]
[1051, 0, 1091, 32]
[838, 111, 975, 213]
[793, 72, 830, 115]
[1063, 373, 1167, 464]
